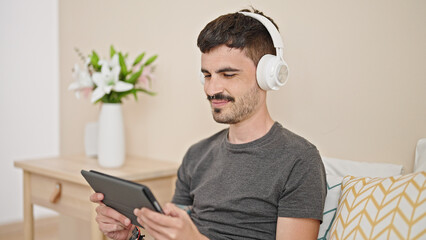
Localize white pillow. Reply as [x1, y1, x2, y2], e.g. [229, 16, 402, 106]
[322, 157, 403, 177]
[317, 175, 343, 240]
[414, 138, 426, 172]
[317, 157, 404, 240]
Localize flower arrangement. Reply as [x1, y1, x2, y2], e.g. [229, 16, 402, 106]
[69, 45, 157, 103]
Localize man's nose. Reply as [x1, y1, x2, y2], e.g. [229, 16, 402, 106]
[204, 74, 224, 96]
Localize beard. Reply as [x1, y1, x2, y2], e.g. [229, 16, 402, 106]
[208, 84, 261, 124]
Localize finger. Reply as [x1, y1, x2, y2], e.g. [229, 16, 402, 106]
[136, 207, 187, 240]
[135, 209, 176, 240]
[96, 211, 127, 227]
[162, 203, 174, 216]
[163, 203, 187, 218]
[141, 220, 172, 240]
[134, 208, 175, 228]
[101, 224, 133, 240]
[96, 213, 134, 238]
[90, 193, 104, 203]
[98, 205, 131, 227]
[98, 221, 128, 233]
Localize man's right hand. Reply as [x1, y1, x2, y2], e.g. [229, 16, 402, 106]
[90, 193, 134, 240]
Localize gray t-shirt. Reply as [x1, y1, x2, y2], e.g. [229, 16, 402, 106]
[172, 122, 326, 239]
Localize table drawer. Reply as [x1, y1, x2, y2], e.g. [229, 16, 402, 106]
[30, 173, 92, 221]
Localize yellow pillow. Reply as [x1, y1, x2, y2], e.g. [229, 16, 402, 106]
[329, 171, 425, 240]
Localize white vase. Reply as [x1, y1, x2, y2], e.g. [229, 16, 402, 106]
[97, 103, 125, 168]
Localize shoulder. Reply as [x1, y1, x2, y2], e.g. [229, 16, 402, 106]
[188, 128, 228, 153]
[181, 128, 228, 165]
[272, 122, 318, 153]
[269, 123, 323, 171]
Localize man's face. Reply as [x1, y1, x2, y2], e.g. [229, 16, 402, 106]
[201, 45, 262, 124]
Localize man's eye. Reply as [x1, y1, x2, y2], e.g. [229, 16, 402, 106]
[204, 74, 211, 79]
[224, 73, 236, 78]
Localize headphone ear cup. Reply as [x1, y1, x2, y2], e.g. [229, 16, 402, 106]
[256, 54, 288, 91]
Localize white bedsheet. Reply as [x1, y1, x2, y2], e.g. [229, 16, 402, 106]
[414, 138, 426, 172]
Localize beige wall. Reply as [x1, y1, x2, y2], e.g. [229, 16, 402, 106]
[59, 0, 426, 172]
[1, 0, 59, 224]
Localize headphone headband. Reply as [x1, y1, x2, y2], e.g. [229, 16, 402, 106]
[238, 12, 284, 49]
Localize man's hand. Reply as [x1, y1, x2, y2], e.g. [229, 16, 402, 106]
[134, 203, 208, 240]
[90, 193, 134, 240]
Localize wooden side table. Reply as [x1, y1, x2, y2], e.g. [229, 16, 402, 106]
[14, 155, 179, 240]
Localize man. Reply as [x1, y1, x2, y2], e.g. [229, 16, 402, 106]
[91, 8, 326, 240]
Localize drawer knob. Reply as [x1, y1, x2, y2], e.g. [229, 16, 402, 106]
[50, 183, 62, 203]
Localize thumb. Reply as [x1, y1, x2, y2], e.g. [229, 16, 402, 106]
[163, 203, 184, 218]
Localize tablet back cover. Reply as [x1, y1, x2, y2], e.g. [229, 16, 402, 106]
[81, 170, 158, 227]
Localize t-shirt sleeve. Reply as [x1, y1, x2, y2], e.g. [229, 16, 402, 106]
[171, 153, 194, 206]
[278, 148, 327, 222]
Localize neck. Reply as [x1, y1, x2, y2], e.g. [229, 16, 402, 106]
[228, 105, 274, 144]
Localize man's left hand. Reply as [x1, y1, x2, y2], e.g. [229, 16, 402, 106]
[134, 203, 208, 240]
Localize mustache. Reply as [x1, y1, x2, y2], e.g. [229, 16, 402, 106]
[207, 93, 235, 102]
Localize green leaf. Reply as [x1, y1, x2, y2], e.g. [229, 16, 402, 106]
[126, 67, 143, 84]
[127, 88, 139, 101]
[98, 94, 109, 104]
[90, 50, 101, 71]
[112, 87, 156, 103]
[132, 89, 138, 100]
[132, 52, 146, 66]
[110, 91, 121, 103]
[116, 89, 132, 100]
[118, 52, 128, 77]
[135, 88, 156, 96]
[110, 45, 116, 58]
[144, 55, 158, 66]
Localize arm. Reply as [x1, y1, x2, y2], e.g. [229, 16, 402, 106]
[134, 203, 208, 240]
[276, 149, 326, 240]
[276, 217, 320, 240]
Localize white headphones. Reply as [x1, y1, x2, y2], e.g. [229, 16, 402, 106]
[200, 12, 289, 91]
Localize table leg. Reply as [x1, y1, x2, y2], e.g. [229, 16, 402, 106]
[91, 202, 105, 240]
[23, 171, 34, 240]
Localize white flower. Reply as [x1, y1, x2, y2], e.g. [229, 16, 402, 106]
[69, 64, 94, 99]
[91, 54, 134, 103]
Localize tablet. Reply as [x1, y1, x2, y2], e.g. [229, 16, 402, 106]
[81, 170, 163, 227]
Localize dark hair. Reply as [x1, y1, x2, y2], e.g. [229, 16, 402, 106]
[197, 8, 279, 66]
